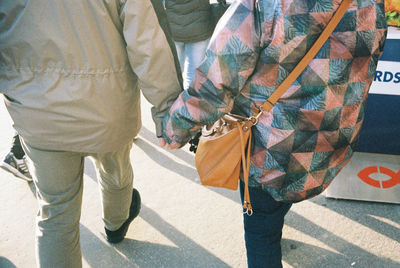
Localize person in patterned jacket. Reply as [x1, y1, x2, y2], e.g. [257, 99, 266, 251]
[161, 0, 387, 267]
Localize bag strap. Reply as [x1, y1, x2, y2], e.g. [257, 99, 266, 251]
[238, 121, 253, 215]
[258, 0, 351, 113]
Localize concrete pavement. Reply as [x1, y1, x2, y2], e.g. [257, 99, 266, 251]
[0, 97, 399, 268]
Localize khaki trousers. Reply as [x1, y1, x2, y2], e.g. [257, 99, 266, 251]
[22, 140, 134, 268]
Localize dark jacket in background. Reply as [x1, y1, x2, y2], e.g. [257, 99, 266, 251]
[165, 0, 214, 43]
[151, 0, 184, 89]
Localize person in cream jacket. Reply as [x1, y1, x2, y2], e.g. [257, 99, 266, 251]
[0, 0, 182, 267]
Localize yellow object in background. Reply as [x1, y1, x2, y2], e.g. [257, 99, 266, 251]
[385, 0, 400, 27]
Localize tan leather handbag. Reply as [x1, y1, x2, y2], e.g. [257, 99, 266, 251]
[195, 0, 351, 215]
[195, 113, 257, 214]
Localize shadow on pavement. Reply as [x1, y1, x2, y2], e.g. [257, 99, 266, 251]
[118, 204, 230, 267]
[135, 127, 241, 204]
[284, 207, 399, 267]
[282, 238, 345, 267]
[25, 180, 37, 198]
[0, 257, 17, 268]
[80, 204, 230, 268]
[134, 137, 198, 181]
[84, 157, 98, 183]
[81, 125, 399, 267]
[80, 224, 134, 267]
[139, 126, 195, 166]
[310, 197, 400, 243]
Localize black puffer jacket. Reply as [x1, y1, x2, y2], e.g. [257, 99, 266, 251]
[165, 0, 214, 43]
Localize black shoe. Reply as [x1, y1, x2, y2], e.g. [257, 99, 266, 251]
[0, 152, 32, 182]
[105, 188, 141, 244]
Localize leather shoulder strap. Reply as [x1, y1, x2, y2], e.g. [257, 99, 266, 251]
[260, 0, 351, 112]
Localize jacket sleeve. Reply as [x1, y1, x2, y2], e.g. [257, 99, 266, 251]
[198, 0, 211, 9]
[162, 0, 261, 146]
[119, 0, 183, 137]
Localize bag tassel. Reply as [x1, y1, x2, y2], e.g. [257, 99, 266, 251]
[238, 121, 253, 216]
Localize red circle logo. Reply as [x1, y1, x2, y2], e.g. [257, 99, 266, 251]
[358, 166, 400, 189]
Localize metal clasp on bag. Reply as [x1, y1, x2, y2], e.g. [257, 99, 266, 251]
[243, 201, 253, 216]
[243, 207, 253, 216]
[201, 119, 228, 137]
[214, 121, 228, 134]
[247, 107, 264, 126]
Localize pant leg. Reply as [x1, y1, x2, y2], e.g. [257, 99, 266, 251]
[174, 41, 186, 77]
[21, 140, 84, 268]
[184, 38, 210, 89]
[90, 142, 134, 231]
[240, 181, 292, 268]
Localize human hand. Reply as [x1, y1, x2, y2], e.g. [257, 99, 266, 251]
[167, 141, 181, 150]
[158, 137, 180, 149]
[159, 137, 166, 147]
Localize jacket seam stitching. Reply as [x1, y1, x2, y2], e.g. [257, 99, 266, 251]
[0, 66, 130, 76]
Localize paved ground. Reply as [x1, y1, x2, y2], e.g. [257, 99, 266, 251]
[0, 97, 399, 268]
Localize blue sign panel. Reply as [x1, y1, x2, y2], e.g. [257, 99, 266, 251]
[357, 28, 400, 155]
[357, 94, 400, 155]
[379, 39, 400, 62]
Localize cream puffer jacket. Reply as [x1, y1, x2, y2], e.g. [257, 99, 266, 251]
[0, 0, 182, 153]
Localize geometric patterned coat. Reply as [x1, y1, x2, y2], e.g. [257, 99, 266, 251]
[162, 0, 388, 201]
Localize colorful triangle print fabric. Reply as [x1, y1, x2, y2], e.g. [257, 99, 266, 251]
[162, 0, 387, 201]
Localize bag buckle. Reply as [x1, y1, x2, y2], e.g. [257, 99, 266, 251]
[248, 107, 264, 125]
[243, 202, 253, 216]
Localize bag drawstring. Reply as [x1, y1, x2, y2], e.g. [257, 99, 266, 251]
[238, 122, 253, 216]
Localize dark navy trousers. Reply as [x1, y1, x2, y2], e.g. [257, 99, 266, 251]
[240, 181, 292, 268]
